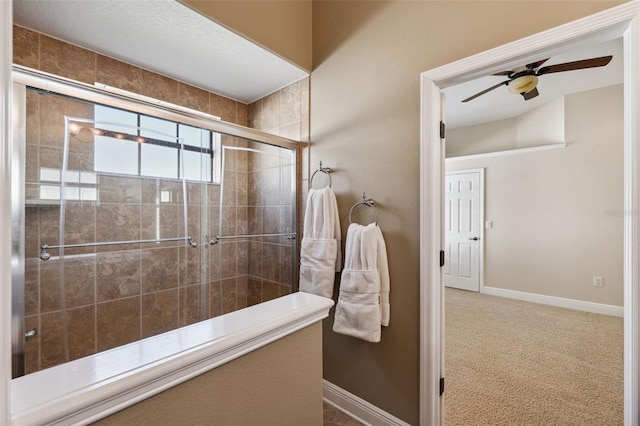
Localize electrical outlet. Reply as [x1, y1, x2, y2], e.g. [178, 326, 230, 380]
[593, 276, 603, 287]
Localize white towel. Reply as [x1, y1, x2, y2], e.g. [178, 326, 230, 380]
[333, 223, 390, 342]
[299, 187, 342, 298]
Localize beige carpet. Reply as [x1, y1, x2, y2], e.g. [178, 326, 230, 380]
[444, 288, 623, 426]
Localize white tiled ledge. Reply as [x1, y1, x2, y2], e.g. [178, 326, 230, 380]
[11, 292, 334, 426]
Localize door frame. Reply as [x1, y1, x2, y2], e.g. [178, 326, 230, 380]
[444, 168, 485, 293]
[419, 2, 640, 425]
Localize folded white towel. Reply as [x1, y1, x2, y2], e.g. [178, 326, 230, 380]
[299, 239, 338, 298]
[299, 187, 342, 298]
[377, 225, 390, 326]
[333, 223, 390, 342]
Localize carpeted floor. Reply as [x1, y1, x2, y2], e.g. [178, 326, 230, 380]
[444, 288, 623, 426]
[323, 402, 363, 425]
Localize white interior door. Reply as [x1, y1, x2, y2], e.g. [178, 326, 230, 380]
[444, 170, 482, 292]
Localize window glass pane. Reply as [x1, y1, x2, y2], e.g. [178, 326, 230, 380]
[141, 144, 177, 178]
[160, 190, 172, 203]
[179, 124, 209, 148]
[94, 135, 139, 175]
[40, 185, 60, 200]
[92, 105, 213, 182]
[211, 133, 222, 184]
[94, 105, 137, 134]
[140, 116, 177, 142]
[64, 186, 80, 200]
[40, 168, 60, 182]
[80, 172, 97, 184]
[80, 187, 98, 201]
[182, 150, 211, 181]
[64, 170, 80, 183]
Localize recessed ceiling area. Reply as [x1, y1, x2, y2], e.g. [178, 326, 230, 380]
[443, 38, 623, 129]
[13, 0, 309, 104]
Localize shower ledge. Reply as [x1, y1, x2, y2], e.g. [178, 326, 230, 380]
[11, 292, 334, 426]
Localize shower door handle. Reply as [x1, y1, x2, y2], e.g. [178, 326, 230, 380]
[24, 328, 37, 341]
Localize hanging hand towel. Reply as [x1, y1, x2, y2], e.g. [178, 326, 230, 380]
[376, 225, 390, 327]
[299, 186, 342, 298]
[333, 222, 390, 342]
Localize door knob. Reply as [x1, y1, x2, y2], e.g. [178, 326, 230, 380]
[469, 237, 479, 241]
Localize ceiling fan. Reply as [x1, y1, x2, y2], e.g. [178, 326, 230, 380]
[461, 55, 613, 103]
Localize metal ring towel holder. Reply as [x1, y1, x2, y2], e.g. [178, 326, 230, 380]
[349, 193, 379, 225]
[310, 161, 332, 188]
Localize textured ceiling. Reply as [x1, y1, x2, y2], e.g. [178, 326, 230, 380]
[443, 38, 623, 129]
[13, 0, 309, 104]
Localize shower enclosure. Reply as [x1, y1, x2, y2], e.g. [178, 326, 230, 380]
[11, 69, 298, 378]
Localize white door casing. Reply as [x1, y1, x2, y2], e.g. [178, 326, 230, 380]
[444, 170, 483, 292]
[419, 2, 640, 425]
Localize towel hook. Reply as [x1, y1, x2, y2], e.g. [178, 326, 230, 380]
[349, 193, 379, 225]
[310, 161, 332, 189]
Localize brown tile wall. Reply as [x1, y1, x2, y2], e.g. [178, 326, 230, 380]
[15, 25, 307, 374]
[247, 78, 310, 283]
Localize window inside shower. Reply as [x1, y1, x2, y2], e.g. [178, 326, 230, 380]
[12, 79, 298, 378]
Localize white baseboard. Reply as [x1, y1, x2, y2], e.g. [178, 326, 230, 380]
[481, 286, 623, 317]
[322, 380, 411, 426]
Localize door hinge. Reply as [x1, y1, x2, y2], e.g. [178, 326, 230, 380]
[440, 249, 445, 268]
[440, 377, 445, 396]
[439, 121, 445, 139]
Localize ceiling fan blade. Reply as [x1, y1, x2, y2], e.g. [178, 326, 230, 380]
[526, 58, 549, 69]
[461, 81, 509, 102]
[537, 55, 612, 75]
[492, 70, 513, 76]
[523, 87, 539, 101]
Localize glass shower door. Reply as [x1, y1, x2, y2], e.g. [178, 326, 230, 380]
[210, 142, 296, 314]
[12, 82, 298, 378]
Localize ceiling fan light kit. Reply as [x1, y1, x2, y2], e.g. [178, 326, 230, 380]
[507, 74, 538, 95]
[462, 55, 613, 103]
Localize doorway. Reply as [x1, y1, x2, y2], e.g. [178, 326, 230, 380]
[443, 80, 624, 422]
[419, 3, 640, 425]
[444, 169, 483, 292]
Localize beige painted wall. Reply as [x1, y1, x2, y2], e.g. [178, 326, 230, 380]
[447, 97, 566, 157]
[448, 117, 519, 157]
[181, 0, 312, 72]
[94, 322, 323, 426]
[447, 85, 623, 307]
[311, 2, 625, 424]
[516, 98, 565, 148]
